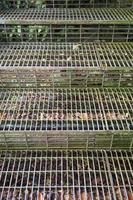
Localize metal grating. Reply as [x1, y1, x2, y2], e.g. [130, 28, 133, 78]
[1, 0, 133, 8]
[0, 88, 133, 132]
[0, 42, 133, 88]
[0, 42, 133, 69]
[0, 150, 133, 199]
[0, 8, 133, 24]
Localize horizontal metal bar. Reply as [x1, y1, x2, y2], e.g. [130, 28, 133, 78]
[0, 8, 133, 25]
[0, 88, 132, 132]
[0, 150, 133, 200]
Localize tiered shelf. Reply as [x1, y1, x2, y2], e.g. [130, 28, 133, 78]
[0, 0, 133, 198]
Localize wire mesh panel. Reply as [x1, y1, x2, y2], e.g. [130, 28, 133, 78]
[1, 0, 133, 8]
[0, 88, 132, 132]
[0, 42, 133, 87]
[0, 24, 133, 42]
[0, 150, 133, 200]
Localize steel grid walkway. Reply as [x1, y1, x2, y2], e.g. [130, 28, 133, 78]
[0, 150, 133, 200]
[0, 42, 133, 69]
[0, 8, 133, 24]
[0, 88, 132, 132]
[0, 42, 133, 88]
[0, 1, 133, 199]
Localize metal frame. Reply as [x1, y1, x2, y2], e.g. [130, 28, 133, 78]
[1, 0, 133, 8]
[0, 3, 133, 199]
[0, 150, 133, 199]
